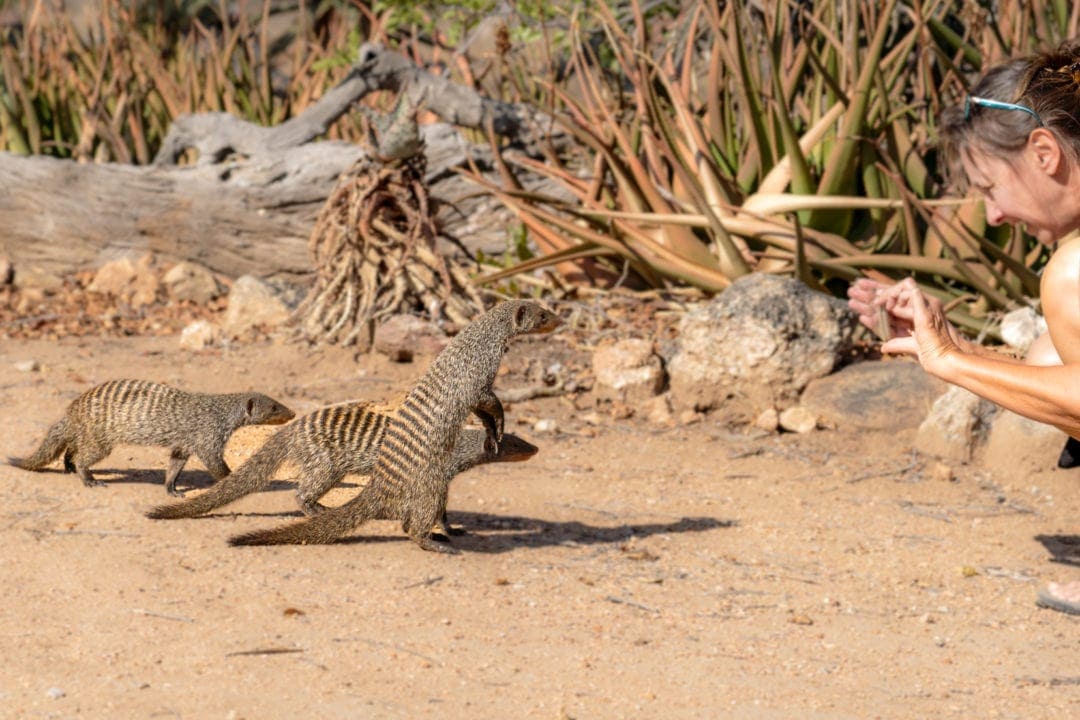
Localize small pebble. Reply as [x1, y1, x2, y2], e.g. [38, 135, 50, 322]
[46, 687, 65, 700]
[14, 360, 40, 372]
[533, 418, 558, 434]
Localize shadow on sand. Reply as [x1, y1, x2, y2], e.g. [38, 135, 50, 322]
[1035, 534, 1080, 568]
[325, 512, 736, 554]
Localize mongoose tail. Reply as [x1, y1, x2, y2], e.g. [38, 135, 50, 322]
[226, 430, 539, 547]
[145, 433, 293, 519]
[8, 418, 72, 473]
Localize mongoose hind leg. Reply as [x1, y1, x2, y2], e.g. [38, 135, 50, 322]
[195, 450, 231, 482]
[431, 512, 466, 540]
[70, 444, 108, 488]
[295, 465, 346, 517]
[62, 449, 76, 474]
[164, 448, 191, 496]
[403, 504, 459, 554]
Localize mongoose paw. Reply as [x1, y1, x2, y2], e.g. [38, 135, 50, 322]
[167, 487, 186, 498]
[82, 479, 107, 488]
[416, 536, 461, 554]
[300, 502, 329, 517]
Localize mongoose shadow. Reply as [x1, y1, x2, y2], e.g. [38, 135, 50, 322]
[103, 469, 361, 498]
[1035, 534, 1080, 568]
[325, 513, 736, 554]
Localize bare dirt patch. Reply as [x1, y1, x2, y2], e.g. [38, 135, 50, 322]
[0, 323, 1077, 719]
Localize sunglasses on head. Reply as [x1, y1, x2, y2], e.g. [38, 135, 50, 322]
[964, 95, 1044, 127]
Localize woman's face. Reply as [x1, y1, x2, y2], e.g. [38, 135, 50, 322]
[961, 143, 1076, 245]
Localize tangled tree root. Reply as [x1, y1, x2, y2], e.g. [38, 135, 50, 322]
[292, 154, 484, 346]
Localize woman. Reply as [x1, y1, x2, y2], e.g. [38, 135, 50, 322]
[848, 45, 1080, 616]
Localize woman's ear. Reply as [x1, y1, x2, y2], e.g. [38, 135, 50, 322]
[1028, 127, 1064, 175]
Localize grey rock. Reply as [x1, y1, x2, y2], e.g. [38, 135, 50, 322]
[13, 265, 64, 293]
[591, 338, 664, 403]
[799, 359, 948, 432]
[179, 319, 220, 351]
[915, 386, 996, 463]
[223, 275, 291, 335]
[999, 306, 1047, 355]
[87, 255, 160, 307]
[163, 261, 225, 304]
[667, 274, 856, 413]
[779, 405, 817, 434]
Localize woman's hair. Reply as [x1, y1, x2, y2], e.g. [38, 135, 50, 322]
[939, 42, 1080, 191]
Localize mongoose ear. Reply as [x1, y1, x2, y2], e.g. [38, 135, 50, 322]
[515, 304, 528, 326]
[245, 397, 256, 419]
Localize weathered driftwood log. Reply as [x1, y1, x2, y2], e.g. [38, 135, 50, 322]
[0, 42, 561, 283]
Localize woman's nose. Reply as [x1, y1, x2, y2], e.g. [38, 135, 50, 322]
[983, 199, 1005, 226]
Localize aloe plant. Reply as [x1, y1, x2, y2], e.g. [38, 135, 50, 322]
[462, 0, 1072, 339]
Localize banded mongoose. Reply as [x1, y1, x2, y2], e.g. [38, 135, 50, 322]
[10, 379, 295, 495]
[145, 399, 538, 525]
[227, 299, 560, 551]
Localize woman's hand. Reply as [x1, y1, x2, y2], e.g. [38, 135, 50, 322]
[847, 278, 915, 340]
[880, 284, 964, 376]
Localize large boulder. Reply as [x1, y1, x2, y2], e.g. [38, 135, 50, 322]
[666, 274, 856, 413]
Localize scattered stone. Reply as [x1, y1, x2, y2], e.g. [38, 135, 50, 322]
[642, 394, 675, 427]
[591, 338, 664, 403]
[581, 411, 604, 426]
[928, 462, 954, 483]
[533, 418, 558, 434]
[13, 360, 40, 372]
[981, 409, 1067, 475]
[222, 275, 291, 336]
[778, 405, 817, 434]
[999, 306, 1047, 355]
[13, 265, 65, 293]
[678, 409, 703, 426]
[753, 406, 779, 432]
[179, 320, 219, 351]
[86, 255, 160, 308]
[46, 687, 65, 700]
[373, 314, 449, 362]
[800, 359, 948, 432]
[915, 386, 996, 463]
[666, 274, 856, 414]
[163, 261, 225, 304]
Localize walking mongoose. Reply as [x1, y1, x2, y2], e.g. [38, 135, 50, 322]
[145, 399, 538, 527]
[227, 299, 560, 551]
[10, 379, 295, 495]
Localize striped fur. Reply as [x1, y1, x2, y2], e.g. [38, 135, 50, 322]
[228, 300, 559, 550]
[9, 379, 294, 495]
[147, 397, 538, 530]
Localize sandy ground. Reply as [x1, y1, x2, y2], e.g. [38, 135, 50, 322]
[0, 331, 1077, 719]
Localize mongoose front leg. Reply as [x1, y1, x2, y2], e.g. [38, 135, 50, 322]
[62, 449, 76, 474]
[164, 448, 191, 496]
[473, 389, 504, 444]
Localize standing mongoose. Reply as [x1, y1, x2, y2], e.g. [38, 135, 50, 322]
[227, 299, 560, 551]
[10, 379, 295, 495]
[145, 398, 538, 524]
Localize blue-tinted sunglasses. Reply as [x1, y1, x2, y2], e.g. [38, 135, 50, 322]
[964, 95, 1044, 127]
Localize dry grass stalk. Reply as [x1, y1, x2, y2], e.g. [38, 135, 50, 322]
[292, 154, 483, 346]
